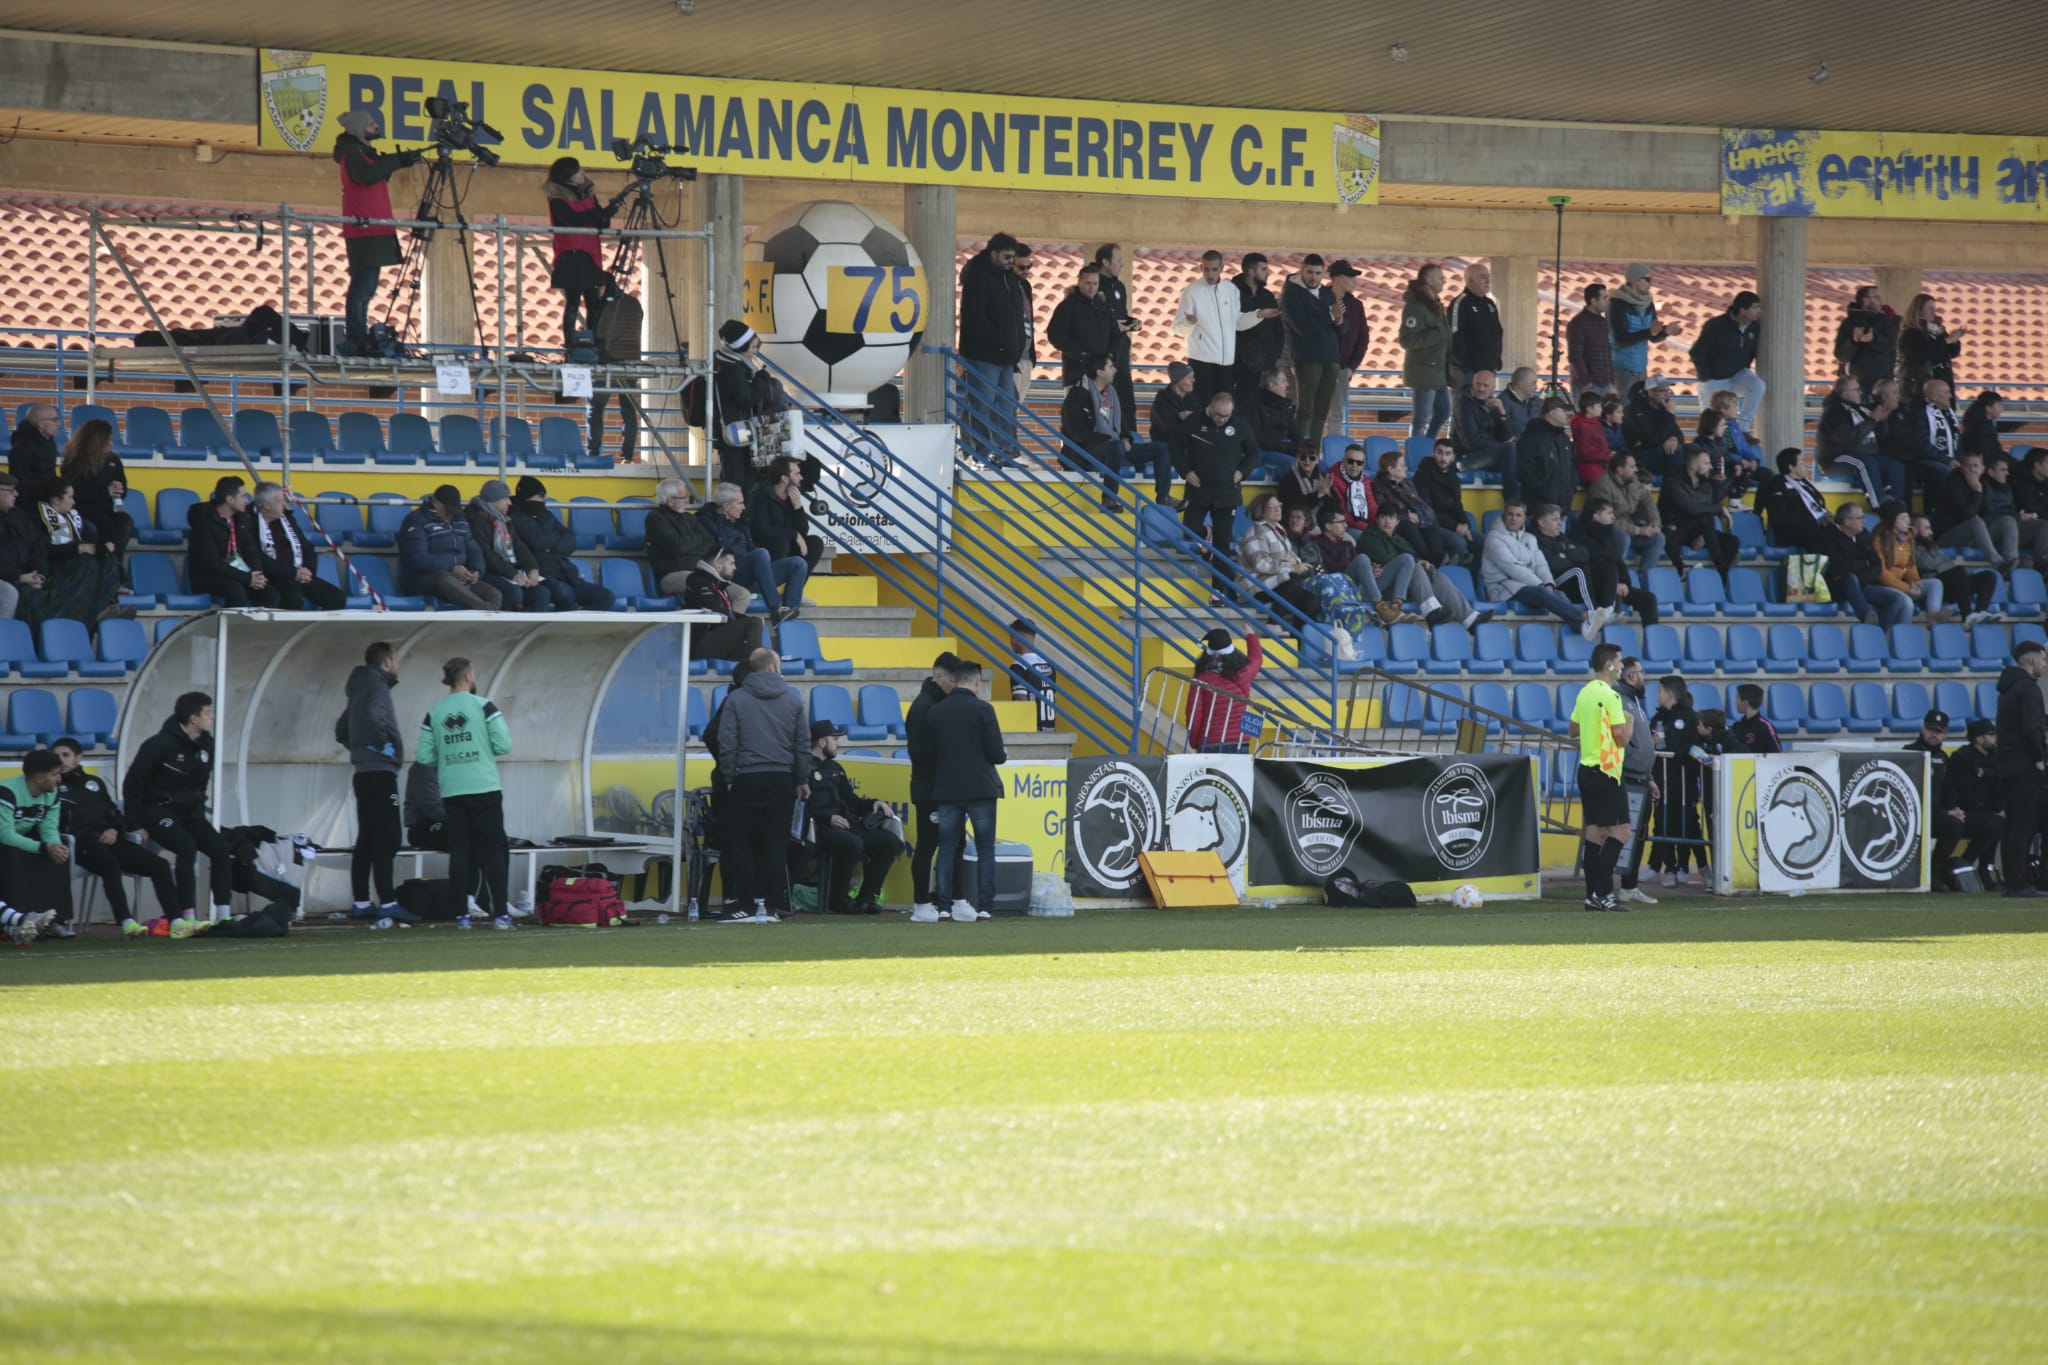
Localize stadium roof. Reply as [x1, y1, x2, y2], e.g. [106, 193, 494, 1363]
[7, 1, 2048, 138]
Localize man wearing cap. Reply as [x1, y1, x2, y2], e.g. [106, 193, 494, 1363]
[397, 485, 503, 611]
[1006, 618, 1057, 731]
[332, 110, 425, 355]
[804, 719, 900, 916]
[1147, 362, 1201, 506]
[1935, 718, 2003, 893]
[905, 653, 964, 922]
[1905, 710, 1960, 891]
[1609, 264, 1680, 401]
[1623, 379, 1685, 476]
[1326, 261, 1369, 440]
[1447, 262, 1503, 395]
[508, 477, 616, 612]
[1282, 255, 1341, 446]
[1231, 254, 1285, 418]
[1689, 292, 1766, 430]
[465, 480, 549, 612]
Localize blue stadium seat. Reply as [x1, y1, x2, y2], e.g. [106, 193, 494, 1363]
[40, 619, 124, 678]
[567, 498, 613, 551]
[366, 494, 413, 539]
[68, 403, 118, 439]
[1926, 622, 1968, 671]
[1468, 681, 1510, 731]
[2008, 568, 2047, 614]
[312, 495, 373, 547]
[1596, 623, 1640, 658]
[710, 684, 729, 717]
[534, 417, 584, 470]
[1420, 623, 1472, 677]
[116, 405, 174, 459]
[686, 687, 707, 740]
[1934, 680, 1973, 725]
[65, 687, 119, 750]
[232, 409, 282, 459]
[1724, 623, 1766, 673]
[490, 417, 538, 463]
[1766, 682, 1811, 734]
[1890, 680, 1931, 733]
[1976, 680, 1999, 721]
[1884, 624, 1931, 673]
[1438, 564, 1482, 607]
[1729, 511, 1768, 560]
[335, 412, 386, 463]
[1515, 623, 1559, 674]
[1422, 683, 1465, 736]
[1556, 681, 1584, 725]
[1727, 566, 1796, 618]
[808, 683, 857, 734]
[156, 489, 203, 545]
[1847, 681, 1889, 734]
[1683, 624, 1725, 673]
[285, 410, 344, 464]
[1388, 622, 1432, 674]
[1297, 624, 1370, 673]
[2016, 622, 2048, 650]
[1679, 570, 1727, 617]
[606, 497, 653, 551]
[778, 620, 853, 676]
[1763, 623, 1816, 674]
[1691, 681, 1724, 714]
[120, 487, 174, 550]
[858, 684, 907, 740]
[439, 414, 488, 461]
[129, 552, 208, 611]
[348, 555, 426, 611]
[1381, 680, 1426, 728]
[173, 408, 229, 460]
[1968, 622, 2010, 670]
[154, 617, 188, 646]
[1318, 435, 1352, 471]
[1808, 681, 1851, 735]
[1842, 623, 1888, 674]
[0, 619, 63, 679]
[1640, 624, 1682, 672]
[8, 689, 64, 746]
[1472, 621, 1519, 675]
[384, 412, 437, 465]
[598, 558, 669, 611]
[1645, 566, 1683, 605]
[1555, 626, 1592, 668]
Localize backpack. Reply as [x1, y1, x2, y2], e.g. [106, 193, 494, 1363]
[395, 877, 460, 921]
[594, 291, 644, 363]
[537, 867, 628, 926]
[205, 900, 294, 937]
[1323, 872, 1417, 909]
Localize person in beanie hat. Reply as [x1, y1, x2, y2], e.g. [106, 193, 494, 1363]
[465, 479, 549, 612]
[333, 109, 424, 355]
[397, 484, 502, 610]
[1932, 717, 2003, 892]
[1147, 360, 1201, 505]
[508, 475, 615, 611]
[713, 317, 777, 490]
[1187, 628, 1262, 753]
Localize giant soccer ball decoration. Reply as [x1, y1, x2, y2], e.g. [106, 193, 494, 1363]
[1450, 883, 1484, 910]
[752, 200, 927, 408]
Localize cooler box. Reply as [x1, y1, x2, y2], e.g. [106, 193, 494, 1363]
[974, 840, 1035, 916]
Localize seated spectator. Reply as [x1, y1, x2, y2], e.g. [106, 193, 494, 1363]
[1481, 500, 1586, 631]
[1237, 492, 1320, 620]
[1708, 388, 1763, 470]
[1571, 498, 1659, 627]
[1312, 506, 1406, 622]
[51, 735, 177, 938]
[57, 419, 133, 569]
[1873, 501, 1952, 623]
[646, 476, 720, 598]
[805, 718, 902, 915]
[1060, 351, 1128, 513]
[680, 548, 767, 662]
[1983, 453, 2048, 569]
[397, 485, 503, 611]
[8, 404, 59, 485]
[1931, 451, 2017, 572]
[1693, 403, 1758, 496]
[1622, 379, 1684, 476]
[1836, 502, 1912, 627]
[251, 482, 346, 611]
[1962, 389, 2006, 462]
[1287, 506, 1378, 638]
[1045, 261, 1117, 386]
[1276, 441, 1330, 520]
[1910, 513, 1999, 627]
[0, 473, 46, 622]
[466, 480, 549, 612]
[1146, 361, 1200, 505]
[1817, 373, 1905, 506]
[1372, 448, 1462, 565]
[1412, 438, 1474, 561]
[1250, 367, 1298, 476]
[1449, 368, 1515, 486]
[2014, 448, 2048, 548]
[507, 477, 616, 612]
[1933, 718, 2001, 893]
[1328, 442, 1375, 538]
[703, 481, 809, 618]
[1358, 505, 1490, 630]
[1499, 367, 1544, 438]
[1171, 390, 1259, 607]
[1599, 394, 1626, 455]
[1570, 390, 1611, 484]
[35, 479, 128, 626]
[752, 456, 825, 572]
[1658, 443, 1739, 582]
[1585, 450, 1665, 579]
[1533, 503, 1611, 640]
[1515, 396, 1577, 521]
[1892, 378, 1966, 494]
[185, 475, 271, 608]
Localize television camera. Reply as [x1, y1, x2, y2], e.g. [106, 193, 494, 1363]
[611, 137, 698, 183]
[426, 96, 502, 166]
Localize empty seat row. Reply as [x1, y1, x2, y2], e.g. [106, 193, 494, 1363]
[0, 687, 120, 751]
[63, 403, 610, 470]
[0, 618, 147, 678]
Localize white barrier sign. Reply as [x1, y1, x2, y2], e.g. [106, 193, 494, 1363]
[803, 422, 954, 555]
[434, 362, 472, 396]
[1754, 754, 1842, 892]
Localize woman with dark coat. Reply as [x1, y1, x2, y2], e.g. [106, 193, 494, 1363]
[27, 480, 125, 628]
[542, 157, 632, 341]
[56, 419, 132, 571]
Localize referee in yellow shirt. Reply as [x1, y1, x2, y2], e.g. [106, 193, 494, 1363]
[1569, 643, 1636, 911]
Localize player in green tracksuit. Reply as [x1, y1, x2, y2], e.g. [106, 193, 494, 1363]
[417, 656, 513, 928]
[1, 750, 71, 944]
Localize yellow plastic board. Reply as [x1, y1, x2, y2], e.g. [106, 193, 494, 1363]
[1139, 849, 1238, 908]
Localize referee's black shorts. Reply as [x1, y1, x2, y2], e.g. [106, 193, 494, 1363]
[1578, 765, 1628, 827]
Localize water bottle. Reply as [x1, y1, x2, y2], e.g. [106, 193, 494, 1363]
[686, 897, 700, 923]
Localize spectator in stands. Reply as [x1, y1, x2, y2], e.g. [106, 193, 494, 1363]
[1613, 657, 1660, 905]
[1817, 374, 1905, 507]
[35, 479, 129, 626]
[1312, 507, 1406, 622]
[1647, 675, 1705, 888]
[1046, 261, 1117, 386]
[0, 473, 44, 623]
[1373, 448, 1462, 566]
[542, 158, 629, 342]
[1482, 501, 1587, 632]
[1516, 396, 1577, 518]
[712, 646, 808, 922]
[1532, 503, 1609, 640]
[1834, 284, 1900, 392]
[57, 418, 131, 567]
[1658, 444, 1739, 583]
[1586, 450, 1666, 580]
[1146, 362, 1200, 506]
[1249, 367, 1298, 475]
[1329, 442, 1374, 538]
[50, 736, 176, 938]
[125, 690, 233, 932]
[1413, 439, 1475, 562]
[7, 404, 59, 486]
[905, 652, 964, 923]
[1709, 388, 1764, 469]
[249, 483, 344, 611]
[186, 475, 270, 607]
[1994, 640, 2048, 898]
[1933, 717, 2002, 893]
[805, 720, 900, 916]
[1931, 451, 2017, 572]
[1898, 293, 1965, 403]
[332, 110, 423, 355]
[1572, 499, 1658, 626]
[465, 480, 549, 613]
[704, 482, 809, 619]
[1398, 264, 1453, 438]
[417, 657, 515, 928]
[1687, 291, 1764, 428]
[1622, 379, 1684, 476]
[1450, 369, 1516, 487]
[1835, 502, 1912, 627]
[1571, 391, 1611, 485]
[1231, 254, 1285, 416]
[680, 549, 766, 662]
[1983, 454, 2047, 570]
[1277, 442, 1331, 521]
[926, 659, 1003, 922]
[1691, 405, 1758, 498]
[1569, 643, 1632, 912]
[1874, 502, 1952, 623]
[1174, 250, 1265, 406]
[711, 319, 777, 487]
[1567, 283, 1614, 400]
[1895, 378, 1965, 492]
[1006, 618, 1057, 726]
[1909, 513, 2000, 628]
[1172, 390, 1260, 606]
[1188, 629, 1261, 754]
[957, 233, 1030, 463]
[1609, 264, 1679, 399]
[1447, 261, 1503, 393]
[1011, 243, 1038, 399]
[398, 485, 503, 612]
[751, 456, 824, 574]
[1060, 351, 1128, 514]
[1282, 254, 1341, 445]
[508, 478, 614, 612]
[340, 641, 409, 924]
[1327, 260, 1369, 438]
[0, 748, 72, 939]
[646, 476, 719, 599]
[1600, 394, 1627, 456]
[1093, 244, 1139, 440]
[1238, 492, 1320, 620]
[1962, 390, 2007, 463]
[1500, 368, 1545, 438]
[2014, 449, 2048, 548]
[1359, 504, 1490, 631]
[1728, 682, 1781, 754]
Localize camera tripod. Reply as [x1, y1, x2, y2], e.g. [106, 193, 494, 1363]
[603, 176, 687, 364]
[380, 147, 486, 352]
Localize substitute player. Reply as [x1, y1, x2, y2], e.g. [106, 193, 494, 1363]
[1568, 642, 1634, 912]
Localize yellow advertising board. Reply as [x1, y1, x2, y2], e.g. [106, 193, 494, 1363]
[1722, 127, 2048, 221]
[259, 47, 1379, 205]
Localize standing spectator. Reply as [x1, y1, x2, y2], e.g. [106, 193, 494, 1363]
[1657, 444, 1739, 583]
[1238, 493, 1321, 619]
[1230, 253, 1285, 417]
[8, 403, 59, 485]
[1687, 291, 1764, 428]
[1498, 367, 1544, 439]
[1647, 675, 1705, 887]
[1728, 682, 1781, 754]
[1570, 390, 1612, 485]
[1897, 293, 1965, 402]
[417, 657, 514, 928]
[957, 233, 1029, 462]
[1010, 243, 1037, 399]
[1188, 629, 1261, 754]
[905, 652, 964, 923]
[645, 476, 720, 598]
[1093, 244, 1140, 440]
[51, 736, 176, 938]
[1933, 718, 2003, 893]
[703, 482, 809, 619]
[1282, 254, 1341, 444]
[1373, 448, 1462, 566]
[1276, 443, 1331, 520]
[1173, 250, 1263, 405]
[1931, 451, 2017, 572]
[1817, 374, 1904, 507]
[1515, 396, 1578, 517]
[1568, 643, 1633, 912]
[186, 475, 272, 608]
[1147, 362, 1201, 505]
[1327, 260, 1369, 439]
[0, 749, 72, 937]
[398, 486, 502, 611]
[926, 660, 1005, 922]
[1481, 501, 1586, 632]
[508, 477, 616, 612]
[1398, 264, 1453, 438]
[1873, 502, 1948, 622]
[57, 419, 132, 567]
[751, 456, 824, 574]
[711, 646, 808, 922]
[1250, 367, 1298, 475]
[1060, 351, 1128, 513]
[30, 479, 126, 627]
[1450, 368, 1516, 486]
[1608, 264, 1680, 399]
[1571, 499, 1658, 626]
[679, 550, 766, 662]
[1834, 284, 1900, 392]
[1172, 390, 1259, 606]
[1447, 261, 1503, 393]
[1994, 640, 2048, 898]
[541, 158, 628, 343]
[0, 473, 46, 622]
[1613, 657, 1661, 905]
[331, 110, 422, 354]
[1566, 284, 1614, 399]
[1835, 503, 1912, 627]
[711, 319, 777, 488]
[466, 480, 549, 613]
[1046, 262, 1117, 386]
[1962, 390, 2008, 462]
[1360, 505, 1490, 630]
[341, 641, 410, 923]
[251, 483, 346, 611]
[123, 691, 233, 933]
[1910, 514, 2001, 629]
[1586, 451, 1666, 580]
[1413, 439, 1475, 563]
[1622, 379, 1684, 476]
[804, 720, 900, 916]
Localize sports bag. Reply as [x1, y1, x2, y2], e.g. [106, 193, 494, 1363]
[1323, 872, 1417, 908]
[537, 868, 627, 926]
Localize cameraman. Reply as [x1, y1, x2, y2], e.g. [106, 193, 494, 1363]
[332, 110, 423, 356]
[542, 158, 631, 343]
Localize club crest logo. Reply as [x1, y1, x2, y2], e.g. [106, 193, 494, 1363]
[1167, 771, 1249, 871]
[1286, 772, 1360, 877]
[1071, 762, 1162, 893]
[1841, 759, 1920, 882]
[1423, 762, 1495, 873]
[832, 431, 896, 508]
[1759, 765, 1839, 881]
[262, 52, 329, 154]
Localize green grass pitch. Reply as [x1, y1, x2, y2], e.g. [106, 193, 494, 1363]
[4, 896, 2046, 1362]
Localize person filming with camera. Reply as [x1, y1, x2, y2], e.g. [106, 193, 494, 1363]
[331, 110, 425, 356]
[542, 158, 634, 344]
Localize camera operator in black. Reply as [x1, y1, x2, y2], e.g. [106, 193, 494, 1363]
[806, 720, 900, 915]
[543, 158, 632, 343]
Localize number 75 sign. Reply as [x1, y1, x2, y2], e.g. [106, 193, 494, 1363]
[825, 264, 928, 335]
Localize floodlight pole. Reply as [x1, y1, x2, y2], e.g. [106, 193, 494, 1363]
[1547, 196, 1570, 394]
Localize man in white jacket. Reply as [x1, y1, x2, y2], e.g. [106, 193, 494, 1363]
[1174, 249, 1271, 405]
[1480, 501, 1586, 631]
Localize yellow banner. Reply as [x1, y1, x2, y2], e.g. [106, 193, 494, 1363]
[1722, 128, 2048, 221]
[258, 47, 1378, 205]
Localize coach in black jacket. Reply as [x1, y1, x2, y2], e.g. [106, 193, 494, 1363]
[924, 662, 1008, 918]
[1994, 643, 2048, 895]
[124, 690, 234, 917]
[904, 652, 964, 913]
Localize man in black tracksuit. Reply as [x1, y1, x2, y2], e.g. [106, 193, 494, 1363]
[1172, 392, 1262, 604]
[123, 690, 234, 917]
[1994, 642, 2048, 897]
[1938, 719, 2004, 891]
[52, 736, 177, 932]
[905, 652, 963, 913]
[805, 719, 901, 915]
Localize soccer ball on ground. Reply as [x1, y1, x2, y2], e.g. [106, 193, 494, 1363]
[1450, 884, 1484, 910]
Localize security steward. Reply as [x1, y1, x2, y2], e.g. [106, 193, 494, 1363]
[805, 719, 900, 916]
[1939, 718, 2004, 893]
